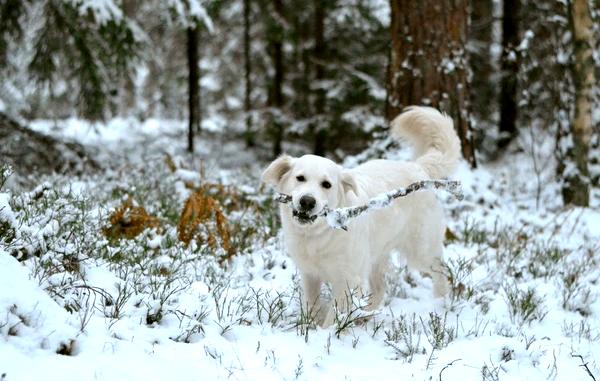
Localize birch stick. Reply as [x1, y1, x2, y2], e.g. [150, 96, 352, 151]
[274, 179, 463, 231]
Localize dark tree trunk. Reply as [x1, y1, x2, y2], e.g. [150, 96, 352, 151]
[267, 0, 284, 157]
[388, 0, 477, 167]
[300, 12, 312, 121]
[469, 0, 495, 129]
[243, 0, 254, 147]
[498, 0, 521, 148]
[187, 24, 200, 153]
[312, 0, 327, 156]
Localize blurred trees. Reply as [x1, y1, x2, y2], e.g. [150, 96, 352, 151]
[243, 0, 253, 147]
[0, 0, 598, 204]
[263, 0, 285, 157]
[0, 0, 140, 120]
[160, 0, 214, 153]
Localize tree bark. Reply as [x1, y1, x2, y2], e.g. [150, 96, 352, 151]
[388, 0, 477, 167]
[561, 0, 595, 206]
[187, 24, 200, 153]
[313, 0, 327, 156]
[498, 0, 520, 148]
[243, 0, 254, 147]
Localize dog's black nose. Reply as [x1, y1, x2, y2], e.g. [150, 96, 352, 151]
[299, 195, 316, 211]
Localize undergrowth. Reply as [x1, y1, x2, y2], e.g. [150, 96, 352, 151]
[0, 157, 598, 378]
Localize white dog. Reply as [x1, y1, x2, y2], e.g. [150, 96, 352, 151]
[262, 106, 461, 326]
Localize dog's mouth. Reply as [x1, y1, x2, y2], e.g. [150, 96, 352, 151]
[292, 210, 318, 225]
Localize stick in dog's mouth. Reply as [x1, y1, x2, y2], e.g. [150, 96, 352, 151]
[274, 179, 463, 231]
[292, 209, 318, 224]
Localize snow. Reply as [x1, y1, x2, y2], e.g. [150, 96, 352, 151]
[29, 118, 186, 147]
[165, 0, 214, 31]
[70, 0, 123, 24]
[0, 192, 16, 227]
[0, 253, 77, 354]
[1, 118, 599, 381]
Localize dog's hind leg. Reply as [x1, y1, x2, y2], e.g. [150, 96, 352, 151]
[401, 221, 449, 298]
[406, 244, 449, 298]
[425, 256, 449, 298]
[366, 257, 388, 310]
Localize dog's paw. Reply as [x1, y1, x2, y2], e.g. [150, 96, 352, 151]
[321, 308, 336, 328]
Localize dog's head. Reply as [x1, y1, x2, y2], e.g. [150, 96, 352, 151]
[262, 154, 357, 226]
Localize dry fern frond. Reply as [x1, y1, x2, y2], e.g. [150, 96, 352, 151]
[103, 198, 160, 239]
[177, 191, 214, 245]
[215, 208, 232, 255]
[177, 188, 235, 262]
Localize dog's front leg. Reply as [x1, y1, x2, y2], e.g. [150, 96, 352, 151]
[301, 273, 321, 318]
[322, 278, 362, 327]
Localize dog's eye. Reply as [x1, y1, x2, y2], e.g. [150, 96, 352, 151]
[296, 175, 305, 182]
[321, 181, 331, 189]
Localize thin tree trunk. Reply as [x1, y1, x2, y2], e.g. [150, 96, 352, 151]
[313, 0, 327, 156]
[388, 0, 477, 167]
[498, 0, 520, 148]
[469, 0, 495, 129]
[266, 0, 284, 157]
[187, 24, 200, 153]
[120, 0, 137, 114]
[243, 0, 254, 147]
[561, 0, 594, 206]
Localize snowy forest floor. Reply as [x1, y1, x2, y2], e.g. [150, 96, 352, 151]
[1, 118, 599, 381]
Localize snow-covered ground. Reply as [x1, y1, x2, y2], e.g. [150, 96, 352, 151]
[1, 119, 599, 381]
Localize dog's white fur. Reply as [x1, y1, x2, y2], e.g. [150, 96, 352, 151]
[262, 106, 461, 326]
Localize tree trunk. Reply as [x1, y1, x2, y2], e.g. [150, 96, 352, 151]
[243, 0, 254, 147]
[498, 0, 520, 148]
[313, 0, 327, 156]
[469, 0, 495, 129]
[267, 0, 284, 157]
[561, 0, 595, 206]
[388, 0, 477, 167]
[187, 24, 200, 153]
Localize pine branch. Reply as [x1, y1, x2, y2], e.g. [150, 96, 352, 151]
[274, 179, 463, 231]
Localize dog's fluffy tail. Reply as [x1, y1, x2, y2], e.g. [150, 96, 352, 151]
[390, 106, 461, 179]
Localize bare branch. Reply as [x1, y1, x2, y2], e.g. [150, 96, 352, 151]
[439, 358, 462, 381]
[572, 354, 597, 381]
[274, 179, 463, 231]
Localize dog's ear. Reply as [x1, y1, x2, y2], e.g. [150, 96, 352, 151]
[262, 155, 294, 187]
[340, 170, 357, 195]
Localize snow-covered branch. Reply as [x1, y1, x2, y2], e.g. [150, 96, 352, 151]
[275, 179, 463, 231]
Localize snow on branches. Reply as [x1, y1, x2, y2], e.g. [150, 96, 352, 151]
[165, 0, 214, 31]
[275, 179, 463, 231]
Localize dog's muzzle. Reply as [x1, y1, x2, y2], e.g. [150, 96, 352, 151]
[293, 195, 318, 224]
[292, 209, 318, 224]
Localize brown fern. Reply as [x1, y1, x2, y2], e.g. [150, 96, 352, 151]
[103, 198, 160, 240]
[177, 188, 235, 262]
